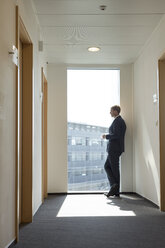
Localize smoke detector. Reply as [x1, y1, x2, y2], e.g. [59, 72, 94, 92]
[99, 5, 107, 11]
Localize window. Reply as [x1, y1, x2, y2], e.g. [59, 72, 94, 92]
[67, 69, 120, 191]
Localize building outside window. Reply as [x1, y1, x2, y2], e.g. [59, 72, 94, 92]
[68, 122, 109, 191]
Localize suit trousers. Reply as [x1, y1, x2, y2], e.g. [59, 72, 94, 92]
[104, 151, 121, 192]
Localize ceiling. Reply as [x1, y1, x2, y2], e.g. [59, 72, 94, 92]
[32, 0, 165, 65]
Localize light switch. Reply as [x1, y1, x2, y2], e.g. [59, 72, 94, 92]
[153, 94, 158, 103]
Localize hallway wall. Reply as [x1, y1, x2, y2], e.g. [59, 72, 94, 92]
[133, 15, 165, 206]
[0, 1, 16, 247]
[0, 1, 46, 247]
[47, 65, 68, 193]
[47, 64, 133, 193]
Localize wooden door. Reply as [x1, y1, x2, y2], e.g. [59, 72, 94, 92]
[15, 6, 33, 242]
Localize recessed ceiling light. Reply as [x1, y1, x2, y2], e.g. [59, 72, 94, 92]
[88, 47, 100, 52]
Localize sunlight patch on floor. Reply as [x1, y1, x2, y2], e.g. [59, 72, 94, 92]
[57, 195, 136, 217]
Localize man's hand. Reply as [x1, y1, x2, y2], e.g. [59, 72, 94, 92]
[102, 134, 106, 139]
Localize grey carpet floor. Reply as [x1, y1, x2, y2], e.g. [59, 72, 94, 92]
[12, 194, 165, 248]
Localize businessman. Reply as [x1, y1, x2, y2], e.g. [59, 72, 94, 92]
[102, 105, 126, 197]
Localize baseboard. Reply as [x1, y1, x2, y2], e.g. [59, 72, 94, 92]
[48, 191, 136, 195]
[120, 192, 136, 195]
[48, 192, 106, 195]
[5, 238, 16, 248]
[135, 193, 159, 208]
[48, 192, 67, 195]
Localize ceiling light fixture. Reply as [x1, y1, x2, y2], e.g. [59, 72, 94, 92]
[99, 5, 107, 11]
[88, 47, 100, 52]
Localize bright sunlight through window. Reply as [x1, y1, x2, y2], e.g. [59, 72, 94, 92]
[67, 69, 120, 192]
[57, 195, 136, 217]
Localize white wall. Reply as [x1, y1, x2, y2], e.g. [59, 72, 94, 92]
[120, 65, 133, 192]
[0, 1, 16, 247]
[0, 1, 46, 247]
[133, 15, 165, 206]
[47, 64, 133, 193]
[47, 65, 68, 192]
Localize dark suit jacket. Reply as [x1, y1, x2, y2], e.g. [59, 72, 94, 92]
[106, 115, 126, 153]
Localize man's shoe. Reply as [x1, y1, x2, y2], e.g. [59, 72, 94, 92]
[103, 191, 116, 197]
[104, 184, 119, 197]
[103, 192, 109, 197]
[109, 184, 118, 196]
[115, 193, 120, 197]
[104, 192, 120, 198]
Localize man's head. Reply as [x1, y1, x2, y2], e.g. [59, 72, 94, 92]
[110, 105, 121, 117]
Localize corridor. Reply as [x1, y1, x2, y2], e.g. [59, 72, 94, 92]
[2, 1, 165, 247]
[12, 194, 165, 248]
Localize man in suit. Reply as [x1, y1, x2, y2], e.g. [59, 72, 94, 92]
[102, 105, 126, 197]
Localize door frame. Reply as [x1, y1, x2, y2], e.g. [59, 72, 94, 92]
[15, 6, 33, 241]
[42, 68, 48, 202]
[158, 58, 165, 211]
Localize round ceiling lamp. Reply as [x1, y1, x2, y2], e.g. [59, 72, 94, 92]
[88, 47, 100, 52]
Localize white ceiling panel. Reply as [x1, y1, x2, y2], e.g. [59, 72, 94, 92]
[45, 44, 141, 56]
[32, 0, 165, 64]
[33, 0, 165, 15]
[45, 56, 136, 65]
[44, 44, 142, 64]
[37, 14, 163, 27]
[42, 26, 154, 45]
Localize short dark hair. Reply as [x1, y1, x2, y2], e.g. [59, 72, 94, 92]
[111, 105, 121, 114]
